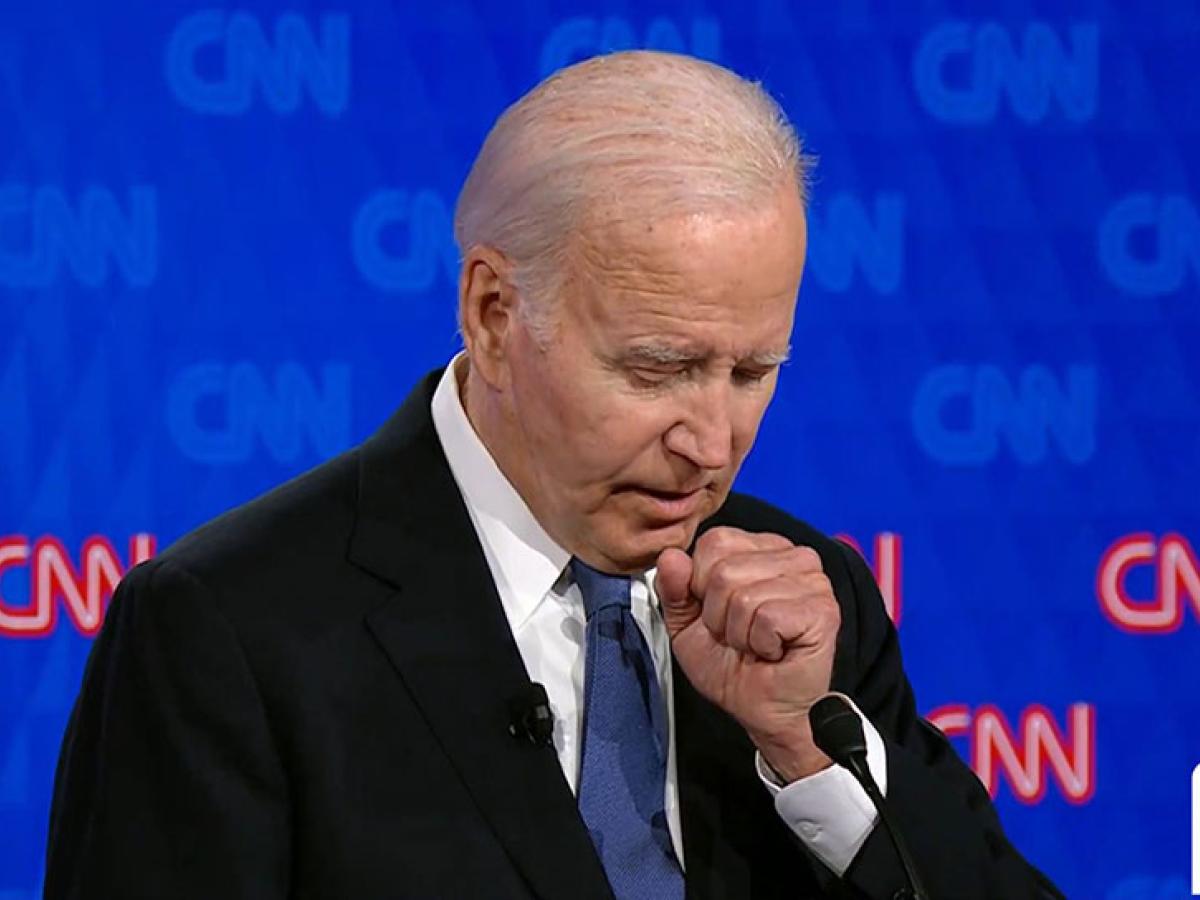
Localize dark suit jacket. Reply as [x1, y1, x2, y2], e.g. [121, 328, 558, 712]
[45, 369, 1064, 899]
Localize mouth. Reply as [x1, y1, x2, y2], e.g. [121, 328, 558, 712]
[627, 485, 708, 521]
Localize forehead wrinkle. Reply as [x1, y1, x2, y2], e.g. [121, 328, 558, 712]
[573, 210, 744, 301]
[577, 241, 691, 298]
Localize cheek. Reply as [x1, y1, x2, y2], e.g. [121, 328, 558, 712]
[520, 376, 578, 449]
[591, 404, 669, 466]
[510, 360, 627, 476]
[547, 394, 673, 488]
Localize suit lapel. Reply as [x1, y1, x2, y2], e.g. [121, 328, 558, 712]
[350, 371, 612, 900]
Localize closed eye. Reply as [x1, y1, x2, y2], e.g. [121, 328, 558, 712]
[734, 368, 774, 385]
[630, 367, 688, 387]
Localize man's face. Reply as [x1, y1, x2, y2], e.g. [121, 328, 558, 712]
[501, 185, 806, 573]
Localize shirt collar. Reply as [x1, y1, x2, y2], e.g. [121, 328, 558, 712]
[431, 353, 571, 629]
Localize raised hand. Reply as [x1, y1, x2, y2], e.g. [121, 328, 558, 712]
[656, 526, 842, 782]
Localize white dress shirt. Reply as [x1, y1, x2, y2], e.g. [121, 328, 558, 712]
[430, 352, 888, 876]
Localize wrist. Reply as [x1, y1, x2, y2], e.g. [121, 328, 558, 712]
[751, 727, 834, 784]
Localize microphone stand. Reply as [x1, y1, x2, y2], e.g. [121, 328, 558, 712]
[809, 693, 931, 900]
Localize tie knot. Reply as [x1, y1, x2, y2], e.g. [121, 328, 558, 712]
[569, 558, 632, 620]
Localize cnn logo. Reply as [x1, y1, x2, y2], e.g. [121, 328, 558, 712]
[0, 534, 155, 637]
[1097, 533, 1200, 633]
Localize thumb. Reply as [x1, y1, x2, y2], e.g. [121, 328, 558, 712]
[655, 547, 700, 639]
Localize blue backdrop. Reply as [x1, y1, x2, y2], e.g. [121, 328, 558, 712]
[2, 2, 1198, 897]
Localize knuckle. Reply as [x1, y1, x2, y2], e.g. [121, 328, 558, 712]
[755, 603, 781, 626]
[792, 545, 823, 571]
[810, 572, 833, 596]
[796, 547, 825, 566]
[699, 526, 732, 551]
[698, 527, 746, 557]
[753, 605, 785, 637]
[728, 587, 757, 613]
[761, 532, 795, 550]
[825, 600, 844, 628]
[708, 558, 736, 595]
[820, 598, 842, 631]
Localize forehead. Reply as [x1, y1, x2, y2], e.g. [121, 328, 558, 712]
[568, 194, 806, 353]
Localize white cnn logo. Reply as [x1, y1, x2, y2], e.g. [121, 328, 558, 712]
[1193, 762, 1200, 895]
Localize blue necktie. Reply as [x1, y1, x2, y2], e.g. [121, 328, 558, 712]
[570, 558, 685, 900]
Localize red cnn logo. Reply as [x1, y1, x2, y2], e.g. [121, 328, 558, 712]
[836, 532, 902, 625]
[927, 703, 1096, 805]
[1097, 533, 1200, 633]
[0, 534, 156, 638]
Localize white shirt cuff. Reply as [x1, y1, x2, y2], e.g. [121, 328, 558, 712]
[754, 693, 887, 876]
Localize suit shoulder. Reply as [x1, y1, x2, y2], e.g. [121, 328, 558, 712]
[155, 448, 360, 592]
[706, 491, 838, 553]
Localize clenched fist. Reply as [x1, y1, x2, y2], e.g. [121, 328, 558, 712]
[655, 526, 842, 783]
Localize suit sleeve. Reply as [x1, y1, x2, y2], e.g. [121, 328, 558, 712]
[829, 539, 1065, 900]
[44, 559, 291, 900]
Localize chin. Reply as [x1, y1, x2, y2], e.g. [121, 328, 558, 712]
[586, 490, 721, 572]
[605, 518, 703, 572]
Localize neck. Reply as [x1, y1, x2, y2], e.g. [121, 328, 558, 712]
[458, 356, 501, 463]
[459, 356, 555, 543]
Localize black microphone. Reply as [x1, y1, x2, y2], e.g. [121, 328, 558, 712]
[507, 682, 555, 748]
[809, 693, 931, 900]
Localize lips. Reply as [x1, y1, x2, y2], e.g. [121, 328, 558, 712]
[629, 485, 707, 520]
[639, 487, 698, 501]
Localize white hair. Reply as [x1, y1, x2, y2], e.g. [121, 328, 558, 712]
[453, 50, 812, 339]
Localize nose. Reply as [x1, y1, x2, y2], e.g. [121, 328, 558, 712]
[663, 382, 734, 471]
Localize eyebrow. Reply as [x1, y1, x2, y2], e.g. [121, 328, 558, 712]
[621, 343, 792, 367]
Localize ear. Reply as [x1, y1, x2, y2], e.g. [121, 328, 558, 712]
[458, 245, 517, 390]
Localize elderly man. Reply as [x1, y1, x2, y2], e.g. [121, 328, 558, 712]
[46, 51, 1061, 899]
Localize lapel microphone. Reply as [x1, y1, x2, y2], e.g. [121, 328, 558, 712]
[809, 693, 931, 900]
[508, 682, 555, 748]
